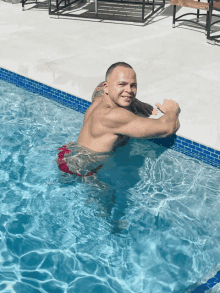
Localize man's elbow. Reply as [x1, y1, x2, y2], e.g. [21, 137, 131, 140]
[165, 129, 174, 137]
[158, 128, 173, 138]
[165, 122, 180, 137]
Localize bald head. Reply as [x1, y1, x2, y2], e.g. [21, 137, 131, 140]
[105, 62, 134, 81]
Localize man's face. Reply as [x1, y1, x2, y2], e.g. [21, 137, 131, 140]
[105, 66, 137, 107]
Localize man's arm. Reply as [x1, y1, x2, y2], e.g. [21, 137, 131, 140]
[104, 99, 180, 139]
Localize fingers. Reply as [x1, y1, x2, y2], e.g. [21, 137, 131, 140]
[66, 141, 75, 147]
[156, 103, 165, 113]
[156, 99, 179, 114]
[151, 108, 158, 115]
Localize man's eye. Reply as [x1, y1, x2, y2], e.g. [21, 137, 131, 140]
[131, 84, 137, 88]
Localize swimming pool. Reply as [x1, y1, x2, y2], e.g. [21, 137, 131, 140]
[1, 78, 220, 293]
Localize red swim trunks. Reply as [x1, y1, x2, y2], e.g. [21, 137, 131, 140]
[57, 145, 103, 177]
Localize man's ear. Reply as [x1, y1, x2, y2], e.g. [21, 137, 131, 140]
[103, 81, 109, 95]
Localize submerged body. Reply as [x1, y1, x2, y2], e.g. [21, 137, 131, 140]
[57, 142, 112, 177]
[56, 94, 129, 177]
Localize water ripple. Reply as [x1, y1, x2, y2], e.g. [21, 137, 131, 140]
[1, 80, 220, 293]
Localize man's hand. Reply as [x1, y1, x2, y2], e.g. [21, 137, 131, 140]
[156, 99, 180, 134]
[151, 108, 158, 116]
[113, 135, 130, 150]
[66, 141, 75, 146]
[156, 99, 180, 115]
[130, 98, 158, 117]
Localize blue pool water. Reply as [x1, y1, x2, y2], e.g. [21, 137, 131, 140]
[1, 79, 220, 293]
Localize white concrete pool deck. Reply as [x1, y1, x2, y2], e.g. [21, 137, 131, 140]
[0, 1, 220, 150]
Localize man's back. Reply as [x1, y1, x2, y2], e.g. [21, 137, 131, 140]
[77, 96, 123, 152]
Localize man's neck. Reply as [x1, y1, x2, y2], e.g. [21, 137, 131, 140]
[103, 95, 118, 108]
[103, 95, 133, 112]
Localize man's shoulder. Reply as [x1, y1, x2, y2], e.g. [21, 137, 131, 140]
[102, 107, 136, 128]
[107, 106, 133, 118]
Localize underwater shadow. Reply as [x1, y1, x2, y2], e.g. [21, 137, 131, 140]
[148, 133, 177, 150]
[95, 134, 177, 233]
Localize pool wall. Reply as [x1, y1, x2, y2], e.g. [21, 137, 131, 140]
[1, 66, 220, 169]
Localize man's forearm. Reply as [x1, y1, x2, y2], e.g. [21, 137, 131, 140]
[142, 111, 179, 139]
[160, 110, 179, 135]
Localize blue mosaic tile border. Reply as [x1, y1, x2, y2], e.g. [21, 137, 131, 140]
[0, 66, 220, 170]
[189, 270, 220, 293]
[171, 137, 220, 169]
[0, 67, 91, 114]
[149, 135, 220, 169]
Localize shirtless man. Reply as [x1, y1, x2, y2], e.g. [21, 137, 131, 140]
[57, 62, 180, 177]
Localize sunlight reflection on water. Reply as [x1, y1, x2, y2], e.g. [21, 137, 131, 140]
[0, 80, 220, 293]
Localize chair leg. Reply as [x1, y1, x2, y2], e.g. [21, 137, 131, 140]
[197, 0, 200, 21]
[206, 10, 209, 31]
[196, 9, 200, 21]
[173, 5, 176, 27]
[207, 2, 213, 42]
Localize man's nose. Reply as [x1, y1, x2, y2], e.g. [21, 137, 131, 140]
[124, 84, 133, 93]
